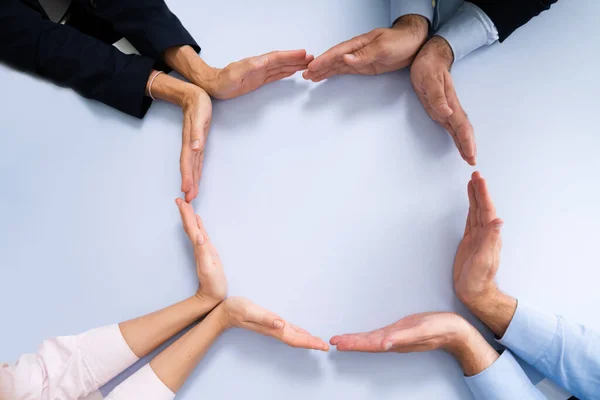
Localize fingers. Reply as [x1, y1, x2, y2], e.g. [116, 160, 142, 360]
[480, 218, 504, 253]
[307, 30, 378, 74]
[445, 76, 476, 165]
[264, 70, 297, 84]
[245, 302, 285, 330]
[175, 198, 201, 241]
[342, 42, 378, 68]
[180, 140, 194, 203]
[472, 172, 497, 225]
[258, 49, 308, 68]
[330, 332, 384, 352]
[466, 179, 478, 234]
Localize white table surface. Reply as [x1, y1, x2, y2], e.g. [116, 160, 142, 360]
[1, 1, 599, 399]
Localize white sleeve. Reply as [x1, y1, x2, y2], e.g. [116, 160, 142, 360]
[104, 364, 175, 400]
[0, 324, 138, 400]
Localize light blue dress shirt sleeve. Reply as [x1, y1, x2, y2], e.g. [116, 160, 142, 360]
[390, 0, 434, 26]
[498, 302, 600, 400]
[434, 2, 499, 61]
[464, 350, 546, 399]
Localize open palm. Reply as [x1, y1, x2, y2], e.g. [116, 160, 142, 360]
[222, 297, 329, 351]
[454, 172, 503, 304]
[176, 198, 228, 302]
[330, 312, 470, 353]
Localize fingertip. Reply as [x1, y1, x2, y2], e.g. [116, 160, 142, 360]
[330, 336, 340, 345]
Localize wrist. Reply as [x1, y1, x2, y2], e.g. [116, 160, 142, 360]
[212, 302, 232, 332]
[467, 290, 517, 338]
[418, 35, 454, 70]
[164, 45, 219, 95]
[445, 317, 499, 376]
[393, 14, 429, 44]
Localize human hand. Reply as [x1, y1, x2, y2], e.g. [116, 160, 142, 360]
[218, 297, 329, 351]
[330, 312, 498, 376]
[180, 87, 212, 202]
[454, 172, 516, 336]
[176, 198, 227, 303]
[410, 36, 476, 165]
[303, 15, 428, 82]
[196, 50, 313, 100]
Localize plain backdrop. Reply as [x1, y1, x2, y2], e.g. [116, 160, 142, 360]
[1, 0, 599, 399]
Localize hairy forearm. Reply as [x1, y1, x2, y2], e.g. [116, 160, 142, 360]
[447, 324, 499, 376]
[119, 296, 221, 358]
[149, 304, 227, 393]
[467, 291, 518, 338]
[164, 45, 217, 92]
[420, 35, 455, 69]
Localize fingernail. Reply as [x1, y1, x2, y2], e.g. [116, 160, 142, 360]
[494, 222, 504, 231]
[196, 233, 205, 245]
[274, 320, 284, 329]
[383, 341, 393, 351]
[344, 54, 356, 61]
[192, 140, 200, 150]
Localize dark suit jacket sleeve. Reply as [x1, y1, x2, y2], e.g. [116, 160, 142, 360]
[0, 0, 156, 118]
[469, 0, 558, 42]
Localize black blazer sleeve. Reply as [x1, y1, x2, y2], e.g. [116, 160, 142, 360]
[469, 0, 559, 42]
[0, 0, 156, 118]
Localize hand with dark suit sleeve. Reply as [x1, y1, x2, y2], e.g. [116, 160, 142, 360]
[0, 0, 156, 119]
[468, 0, 559, 42]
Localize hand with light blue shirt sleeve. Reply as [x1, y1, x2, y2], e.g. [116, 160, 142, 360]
[453, 171, 600, 399]
[435, 2, 499, 62]
[390, 0, 434, 26]
[497, 303, 600, 399]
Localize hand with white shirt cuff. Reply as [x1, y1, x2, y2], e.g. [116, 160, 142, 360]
[410, 36, 476, 166]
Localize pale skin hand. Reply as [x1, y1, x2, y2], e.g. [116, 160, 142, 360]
[175, 198, 227, 302]
[150, 297, 328, 393]
[165, 45, 314, 100]
[330, 312, 499, 376]
[454, 171, 517, 337]
[410, 36, 476, 165]
[303, 15, 429, 82]
[146, 71, 212, 202]
[220, 297, 330, 351]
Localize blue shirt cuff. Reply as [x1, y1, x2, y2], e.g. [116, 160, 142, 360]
[434, 2, 499, 62]
[497, 301, 559, 367]
[464, 350, 545, 399]
[390, 0, 434, 26]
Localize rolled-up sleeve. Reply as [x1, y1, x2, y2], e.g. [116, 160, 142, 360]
[434, 2, 499, 62]
[390, 0, 434, 26]
[464, 350, 545, 399]
[104, 364, 175, 400]
[0, 324, 138, 400]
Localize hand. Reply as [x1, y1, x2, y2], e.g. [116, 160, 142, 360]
[175, 198, 227, 303]
[410, 36, 476, 165]
[454, 172, 516, 336]
[303, 15, 428, 82]
[330, 312, 499, 376]
[196, 50, 313, 100]
[180, 87, 212, 202]
[218, 297, 329, 351]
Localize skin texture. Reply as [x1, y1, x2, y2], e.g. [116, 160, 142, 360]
[118, 200, 226, 358]
[330, 312, 499, 376]
[303, 15, 429, 82]
[454, 172, 518, 337]
[410, 36, 476, 165]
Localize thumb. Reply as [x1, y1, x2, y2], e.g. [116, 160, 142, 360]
[480, 218, 504, 250]
[343, 45, 378, 67]
[423, 74, 453, 119]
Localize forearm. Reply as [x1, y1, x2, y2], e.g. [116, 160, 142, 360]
[119, 295, 220, 358]
[164, 45, 217, 93]
[447, 325, 499, 376]
[146, 69, 203, 108]
[149, 304, 227, 393]
[465, 290, 518, 338]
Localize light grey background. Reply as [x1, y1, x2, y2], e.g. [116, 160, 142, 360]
[1, 0, 599, 399]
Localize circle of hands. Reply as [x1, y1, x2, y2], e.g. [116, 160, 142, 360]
[179, 16, 478, 202]
[174, 168, 504, 356]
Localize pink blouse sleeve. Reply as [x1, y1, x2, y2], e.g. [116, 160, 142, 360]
[0, 324, 138, 400]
